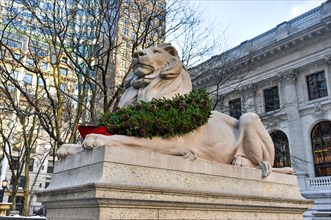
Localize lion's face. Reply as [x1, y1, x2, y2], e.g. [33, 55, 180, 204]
[132, 44, 178, 78]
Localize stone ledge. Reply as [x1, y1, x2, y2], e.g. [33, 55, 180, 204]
[37, 145, 312, 220]
[53, 145, 298, 185]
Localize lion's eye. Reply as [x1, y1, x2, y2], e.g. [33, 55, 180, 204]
[153, 50, 161, 53]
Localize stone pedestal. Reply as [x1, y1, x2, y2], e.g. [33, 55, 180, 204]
[0, 203, 11, 216]
[36, 146, 312, 220]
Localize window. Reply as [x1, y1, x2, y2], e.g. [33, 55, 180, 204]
[45, 177, 51, 189]
[29, 159, 34, 172]
[132, 12, 138, 20]
[47, 160, 54, 173]
[90, 70, 96, 78]
[123, 18, 129, 25]
[123, 8, 129, 15]
[271, 131, 291, 168]
[121, 60, 126, 68]
[24, 74, 33, 84]
[41, 62, 47, 70]
[61, 57, 68, 63]
[7, 85, 15, 92]
[264, 86, 280, 112]
[30, 46, 48, 57]
[60, 67, 68, 76]
[311, 121, 331, 177]
[0, 49, 5, 58]
[132, 22, 138, 30]
[14, 53, 20, 61]
[123, 28, 129, 36]
[19, 176, 26, 189]
[150, 20, 155, 27]
[158, 2, 164, 8]
[229, 98, 241, 119]
[141, 16, 146, 23]
[38, 78, 45, 86]
[158, 24, 163, 32]
[307, 71, 328, 100]
[10, 71, 19, 79]
[60, 83, 66, 92]
[131, 32, 137, 39]
[134, 2, 139, 9]
[27, 57, 34, 66]
[21, 11, 33, 19]
[12, 157, 19, 170]
[3, 38, 22, 48]
[158, 14, 164, 22]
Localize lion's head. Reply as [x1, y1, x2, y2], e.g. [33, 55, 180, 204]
[132, 43, 182, 78]
[118, 43, 192, 108]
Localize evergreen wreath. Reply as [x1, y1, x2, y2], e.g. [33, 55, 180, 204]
[98, 89, 212, 138]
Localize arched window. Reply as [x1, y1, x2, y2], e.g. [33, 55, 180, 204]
[311, 121, 331, 177]
[271, 131, 291, 168]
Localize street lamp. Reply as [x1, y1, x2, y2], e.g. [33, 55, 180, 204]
[0, 179, 8, 203]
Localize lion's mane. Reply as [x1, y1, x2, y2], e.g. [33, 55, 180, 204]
[118, 43, 192, 108]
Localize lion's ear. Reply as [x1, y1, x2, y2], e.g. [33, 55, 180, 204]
[163, 45, 178, 57]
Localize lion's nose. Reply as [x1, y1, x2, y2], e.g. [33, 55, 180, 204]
[133, 50, 146, 58]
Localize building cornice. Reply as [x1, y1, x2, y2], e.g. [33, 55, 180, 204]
[192, 1, 331, 88]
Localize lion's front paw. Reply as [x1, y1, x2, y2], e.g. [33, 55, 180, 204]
[82, 134, 106, 150]
[57, 144, 83, 158]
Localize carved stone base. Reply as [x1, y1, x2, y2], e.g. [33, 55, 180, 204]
[36, 146, 312, 220]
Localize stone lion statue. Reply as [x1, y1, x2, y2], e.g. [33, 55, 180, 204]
[118, 43, 192, 108]
[57, 43, 293, 177]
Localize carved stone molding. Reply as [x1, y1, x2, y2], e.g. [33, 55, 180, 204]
[313, 103, 327, 118]
[324, 54, 331, 64]
[277, 69, 298, 84]
[240, 84, 257, 98]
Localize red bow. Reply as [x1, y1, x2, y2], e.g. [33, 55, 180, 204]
[78, 125, 112, 139]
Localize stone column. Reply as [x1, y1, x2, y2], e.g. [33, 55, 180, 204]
[279, 69, 307, 178]
[241, 84, 257, 113]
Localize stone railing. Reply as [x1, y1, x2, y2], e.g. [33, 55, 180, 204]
[250, 3, 323, 50]
[208, 1, 329, 66]
[288, 7, 320, 29]
[190, 1, 330, 79]
[308, 176, 331, 187]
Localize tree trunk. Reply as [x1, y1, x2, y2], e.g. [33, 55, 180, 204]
[23, 157, 30, 216]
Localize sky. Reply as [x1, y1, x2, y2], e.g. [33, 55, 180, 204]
[193, 0, 327, 49]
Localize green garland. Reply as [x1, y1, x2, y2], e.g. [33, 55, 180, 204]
[98, 89, 212, 138]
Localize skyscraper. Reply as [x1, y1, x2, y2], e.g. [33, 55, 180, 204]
[0, 0, 166, 214]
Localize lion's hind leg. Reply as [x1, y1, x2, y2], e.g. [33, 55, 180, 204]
[236, 113, 275, 167]
[259, 161, 273, 177]
[260, 161, 295, 176]
[175, 149, 197, 160]
[272, 167, 295, 175]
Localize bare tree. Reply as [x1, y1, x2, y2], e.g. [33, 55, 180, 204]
[0, 0, 226, 215]
[0, 80, 42, 214]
